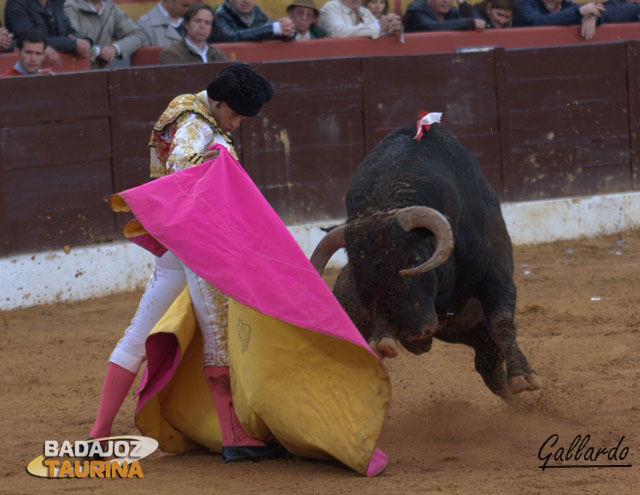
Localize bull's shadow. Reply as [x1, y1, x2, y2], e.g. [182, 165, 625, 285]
[312, 124, 542, 400]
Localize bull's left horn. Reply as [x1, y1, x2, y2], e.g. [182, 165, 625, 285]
[310, 224, 347, 275]
[396, 206, 454, 276]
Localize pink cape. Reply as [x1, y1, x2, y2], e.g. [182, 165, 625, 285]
[117, 145, 374, 354]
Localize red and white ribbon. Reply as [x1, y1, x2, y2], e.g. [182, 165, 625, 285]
[413, 111, 442, 141]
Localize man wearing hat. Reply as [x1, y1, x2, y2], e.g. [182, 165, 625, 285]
[287, 0, 326, 39]
[89, 63, 286, 463]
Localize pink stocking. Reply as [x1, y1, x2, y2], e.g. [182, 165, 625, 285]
[89, 362, 137, 439]
[204, 366, 265, 447]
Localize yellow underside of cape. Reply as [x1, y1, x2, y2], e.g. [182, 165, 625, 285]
[134, 287, 389, 475]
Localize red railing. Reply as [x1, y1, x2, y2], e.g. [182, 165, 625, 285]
[2, 24, 637, 73]
[131, 23, 640, 66]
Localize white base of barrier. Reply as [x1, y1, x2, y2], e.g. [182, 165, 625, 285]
[2, 191, 639, 310]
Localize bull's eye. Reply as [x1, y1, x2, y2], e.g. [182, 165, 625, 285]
[411, 254, 423, 266]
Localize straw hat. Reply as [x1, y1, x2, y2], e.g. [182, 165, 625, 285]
[286, 0, 319, 15]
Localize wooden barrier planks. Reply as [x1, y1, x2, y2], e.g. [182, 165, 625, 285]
[627, 41, 640, 190]
[362, 52, 503, 197]
[240, 59, 365, 223]
[500, 44, 633, 201]
[0, 72, 114, 255]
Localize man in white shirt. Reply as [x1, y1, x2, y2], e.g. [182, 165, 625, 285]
[137, 0, 197, 46]
[319, 0, 402, 38]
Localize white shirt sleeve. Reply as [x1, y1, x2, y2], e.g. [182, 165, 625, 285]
[319, 1, 381, 39]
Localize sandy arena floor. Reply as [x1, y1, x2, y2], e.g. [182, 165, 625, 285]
[1, 231, 639, 494]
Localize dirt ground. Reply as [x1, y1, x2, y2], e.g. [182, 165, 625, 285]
[1, 231, 639, 495]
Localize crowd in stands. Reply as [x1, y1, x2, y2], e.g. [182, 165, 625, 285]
[2, 0, 640, 76]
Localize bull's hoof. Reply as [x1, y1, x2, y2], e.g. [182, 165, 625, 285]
[378, 337, 400, 358]
[525, 372, 543, 390]
[369, 337, 400, 358]
[510, 376, 530, 394]
[510, 374, 543, 394]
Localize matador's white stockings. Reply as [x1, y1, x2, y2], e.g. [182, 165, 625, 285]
[90, 251, 230, 439]
[109, 251, 230, 372]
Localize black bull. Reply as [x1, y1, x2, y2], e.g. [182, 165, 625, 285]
[311, 125, 542, 398]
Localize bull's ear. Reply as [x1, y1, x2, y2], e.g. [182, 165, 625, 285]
[321, 224, 341, 233]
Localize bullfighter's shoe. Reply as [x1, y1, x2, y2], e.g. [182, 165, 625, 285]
[221, 441, 289, 463]
[85, 437, 109, 460]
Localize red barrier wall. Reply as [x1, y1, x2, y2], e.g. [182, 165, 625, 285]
[2, 40, 640, 256]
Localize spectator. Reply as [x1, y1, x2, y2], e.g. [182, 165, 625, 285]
[604, 0, 640, 9]
[1, 29, 51, 76]
[513, 0, 605, 40]
[158, 2, 226, 64]
[589, 0, 640, 25]
[459, 0, 516, 28]
[364, 0, 388, 19]
[4, 0, 92, 64]
[136, 0, 197, 46]
[513, 0, 640, 39]
[64, 0, 146, 68]
[1, 23, 15, 52]
[210, 0, 295, 42]
[319, 0, 402, 38]
[404, 0, 486, 32]
[287, 0, 326, 39]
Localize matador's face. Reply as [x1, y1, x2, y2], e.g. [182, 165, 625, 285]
[211, 101, 247, 133]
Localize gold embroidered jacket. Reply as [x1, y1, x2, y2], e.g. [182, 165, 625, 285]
[149, 90, 236, 178]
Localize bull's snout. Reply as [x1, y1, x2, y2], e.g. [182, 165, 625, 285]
[368, 336, 400, 359]
[402, 332, 431, 342]
[399, 314, 438, 341]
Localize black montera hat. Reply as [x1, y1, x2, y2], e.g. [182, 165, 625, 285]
[207, 63, 273, 117]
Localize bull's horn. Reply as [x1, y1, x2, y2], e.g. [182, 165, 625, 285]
[396, 206, 454, 276]
[310, 224, 347, 275]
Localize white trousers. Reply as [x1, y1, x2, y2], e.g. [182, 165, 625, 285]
[110, 251, 229, 373]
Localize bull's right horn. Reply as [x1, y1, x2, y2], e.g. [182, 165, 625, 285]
[310, 224, 347, 275]
[396, 206, 454, 276]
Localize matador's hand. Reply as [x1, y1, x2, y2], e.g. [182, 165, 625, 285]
[203, 148, 221, 162]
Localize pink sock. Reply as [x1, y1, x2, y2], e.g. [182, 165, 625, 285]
[89, 362, 137, 439]
[204, 366, 265, 447]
